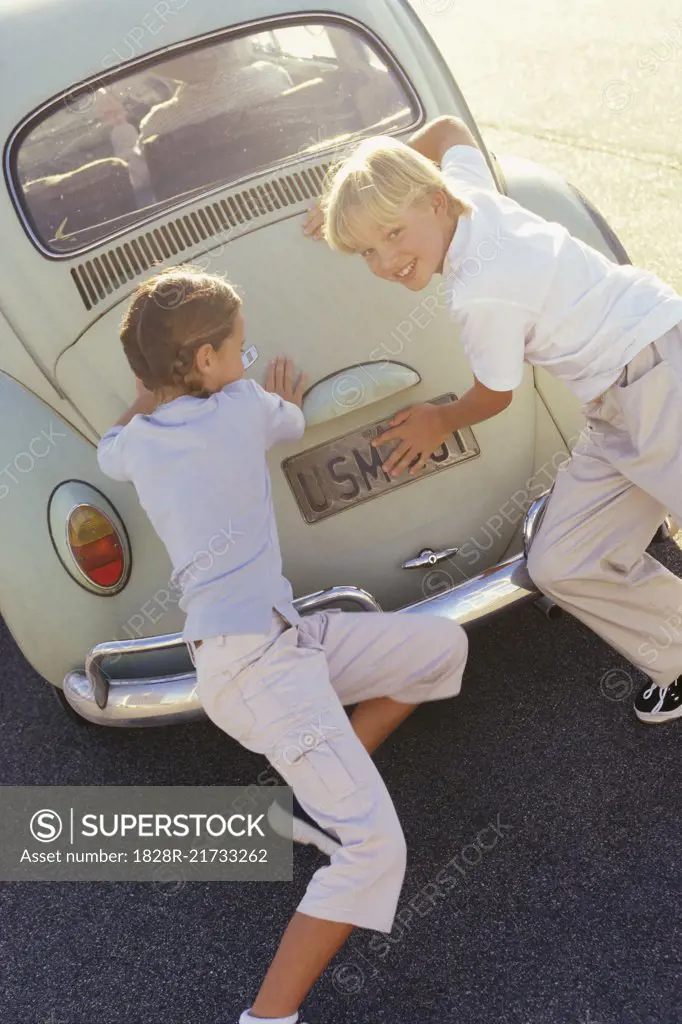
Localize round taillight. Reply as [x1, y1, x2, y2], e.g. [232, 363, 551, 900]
[49, 483, 131, 595]
[67, 505, 125, 589]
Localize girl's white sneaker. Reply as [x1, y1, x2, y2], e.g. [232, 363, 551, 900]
[239, 1010, 308, 1024]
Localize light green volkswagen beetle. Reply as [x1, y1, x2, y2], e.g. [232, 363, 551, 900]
[0, 0, 641, 726]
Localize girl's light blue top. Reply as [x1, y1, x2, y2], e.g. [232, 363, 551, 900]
[97, 378, 305, 640]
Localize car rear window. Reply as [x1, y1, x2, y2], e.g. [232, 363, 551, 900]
[13, 20, 420, 256]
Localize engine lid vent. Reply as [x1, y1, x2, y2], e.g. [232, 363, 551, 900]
[70, 162, 330, 311]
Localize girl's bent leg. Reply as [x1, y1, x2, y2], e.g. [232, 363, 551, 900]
[350, 695, 419, 755]
[251, 689, 421, 1014]
[297, 607, 468, 708]
[197, 624, 408, 1019]
[250, 914, 353, 1019]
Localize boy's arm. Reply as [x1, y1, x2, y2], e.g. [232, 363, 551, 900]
[439, 378, 512, 431]
[407, 115, 481, 166]
[373, 379, 512, 479]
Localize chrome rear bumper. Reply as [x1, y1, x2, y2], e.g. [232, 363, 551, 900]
[62, 494, 551, 727]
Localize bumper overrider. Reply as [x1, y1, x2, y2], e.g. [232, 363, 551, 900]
[62, 494, 554, 726]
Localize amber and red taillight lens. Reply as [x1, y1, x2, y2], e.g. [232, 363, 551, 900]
[49, 484, 130, 595]
[66, 505, 126, 589]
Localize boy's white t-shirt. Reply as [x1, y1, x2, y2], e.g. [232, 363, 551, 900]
[441, 145, 682, 404]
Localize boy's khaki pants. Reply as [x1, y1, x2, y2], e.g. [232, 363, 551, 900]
[528, 321, 682, 686]
[194, 607, 467, 933]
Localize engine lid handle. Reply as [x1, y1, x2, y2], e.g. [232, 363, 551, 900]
[302, 362, 420, 427]
[402, 546, 461, 570]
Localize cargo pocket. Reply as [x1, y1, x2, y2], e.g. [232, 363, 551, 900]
[271, 718, 361, 804]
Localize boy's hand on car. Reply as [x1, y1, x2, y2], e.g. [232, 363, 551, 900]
[372, 403, 449, 478]
[265, 356, 309, 409]
[302, 202, 325, 241]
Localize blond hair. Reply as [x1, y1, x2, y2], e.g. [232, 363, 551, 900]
[321, 136, 472, 253]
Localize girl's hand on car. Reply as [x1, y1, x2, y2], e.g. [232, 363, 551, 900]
[265, 356, 309, 409]
[302, 202, 325, 241]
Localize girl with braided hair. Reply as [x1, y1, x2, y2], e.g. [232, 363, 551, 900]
[97, 264, 468, 1024]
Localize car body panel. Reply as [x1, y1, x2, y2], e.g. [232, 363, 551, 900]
[54, 202, 541, 616]
[0, 0, 627, 707]
[0, 373, 185, 685]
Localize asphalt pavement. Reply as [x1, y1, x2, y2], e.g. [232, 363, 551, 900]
[2, 538, 681, 1024]
[2, 2, 682, 1022]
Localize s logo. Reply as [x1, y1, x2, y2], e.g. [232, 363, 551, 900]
[30, 809, 63, 842]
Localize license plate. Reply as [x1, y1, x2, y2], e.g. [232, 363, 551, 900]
[283, 394, 480, 524]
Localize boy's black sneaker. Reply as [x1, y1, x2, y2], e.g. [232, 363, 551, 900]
[634, 677, 682, 724]
[267, 789, 341, 857]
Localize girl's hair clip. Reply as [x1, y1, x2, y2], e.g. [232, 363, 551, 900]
[242, 345, 259, 370]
